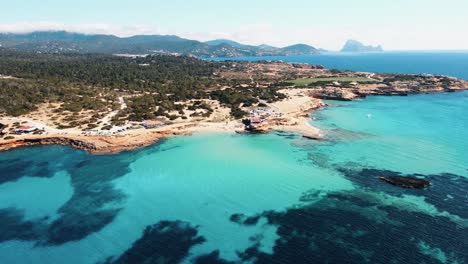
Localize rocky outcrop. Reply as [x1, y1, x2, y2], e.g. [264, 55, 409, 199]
[379, 176, 432, 189]
[0, 137, 97, 152]
[236, 126, 271, 134]
[302, 133, 322, 140]
[291, 63, 325, 70]
[309, 80, 467, 101]
[0, 129, 179, 154]
[311, 88, 360, 101]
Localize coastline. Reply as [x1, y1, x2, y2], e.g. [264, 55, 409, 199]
[0, 88, 325, 154]
[0, 120, 321, 155]
[2, 88, 467, 154]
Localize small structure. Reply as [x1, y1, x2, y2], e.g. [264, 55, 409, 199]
[250, 117, 263, 124]
[141, 121, 166, 129]
[14, 126, 37, 134]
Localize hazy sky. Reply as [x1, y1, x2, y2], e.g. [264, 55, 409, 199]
[1, 0, 467, 50]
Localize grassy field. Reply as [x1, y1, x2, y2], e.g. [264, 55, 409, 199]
[290, 77, 375, 86]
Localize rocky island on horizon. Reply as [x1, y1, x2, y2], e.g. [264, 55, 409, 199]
[341, 39, 384, 52]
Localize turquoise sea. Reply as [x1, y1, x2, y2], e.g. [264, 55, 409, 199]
[1, 54, 468, 263]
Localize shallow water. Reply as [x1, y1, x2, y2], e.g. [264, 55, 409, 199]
[0, 91, 467, 263]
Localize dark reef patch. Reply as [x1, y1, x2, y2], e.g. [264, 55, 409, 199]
[230, 213, 261, 226]
[107, 220, 206, 264]
[45, 208, 121, 245]
[274, 131, 299, 140]
[0, 146, 81, 185]
[193, 250, 235, 264]
[0, 158, 52, 184]
[337, 167, 468, 219]
[0, 145, 151, 246]
[215, 164, 468, 263]
[225, 189, 468, 264]
[38, 153, 131, 245]
[0, 208, 47, 242]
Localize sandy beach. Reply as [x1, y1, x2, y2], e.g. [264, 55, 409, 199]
[0, 89, 324, 154]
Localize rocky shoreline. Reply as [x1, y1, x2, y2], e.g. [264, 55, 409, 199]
[310, 83, 467, 101]
[0, 87, 466, 155]
[0, 132, 176, 154]
[0, 137, 98, 152]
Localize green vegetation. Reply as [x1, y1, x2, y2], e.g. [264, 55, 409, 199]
[1, 48, 443, 125]
[0, 49, 218, 91]
[0, 31, 320, 57]
[290, 77, 375, 86]
[211, 87, 286, 118]
[0, 49, 294, 120]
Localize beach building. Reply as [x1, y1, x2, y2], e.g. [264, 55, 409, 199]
[141, 121, 166, 129]
[250, 117, 263, 124]
[14, 126, 37, 134]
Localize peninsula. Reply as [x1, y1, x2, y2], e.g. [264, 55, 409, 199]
[0, 49, 466, 154]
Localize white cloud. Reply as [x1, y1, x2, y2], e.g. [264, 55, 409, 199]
[1, 21, 467, 50]
[0, 22, 161, 37]
[0, 22, 355, 49]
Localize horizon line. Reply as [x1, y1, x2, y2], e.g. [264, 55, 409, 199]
[1, 29, 468, 52]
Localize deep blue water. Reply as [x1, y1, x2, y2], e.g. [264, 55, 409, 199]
[211, 52, 468, 80]
[0, 91, 467, 263]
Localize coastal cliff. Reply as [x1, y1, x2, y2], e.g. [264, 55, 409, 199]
[0, 132, 172, 154]
[310, 79, 467, 101]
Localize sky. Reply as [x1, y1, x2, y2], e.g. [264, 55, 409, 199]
[1, 0, 467, 50]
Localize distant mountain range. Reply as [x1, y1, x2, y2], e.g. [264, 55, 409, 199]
[341, 40, 383, 52]
[0, 31, 320, 58]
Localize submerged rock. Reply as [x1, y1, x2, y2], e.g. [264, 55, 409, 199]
[302, 133, 322, 140]
[235, 127, 270, 134]
[379, 176, 432, 189]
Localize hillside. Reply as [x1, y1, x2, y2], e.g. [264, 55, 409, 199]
[0, 31, 320, 57]
[205, 39, 247, 48]
[280, 44, 320, 55]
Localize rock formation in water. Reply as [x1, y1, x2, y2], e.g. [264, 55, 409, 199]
[341, 40, 383, 52]
[379, 176, 432, 189]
